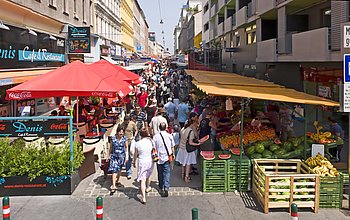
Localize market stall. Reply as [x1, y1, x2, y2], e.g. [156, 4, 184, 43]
[185, 69, 343, 211]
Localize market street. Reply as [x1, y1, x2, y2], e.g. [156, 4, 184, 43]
[6, 193, 349, 220]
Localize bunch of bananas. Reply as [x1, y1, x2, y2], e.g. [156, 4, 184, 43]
[310, 121, 332, 141]
[305, 154, 340, 177]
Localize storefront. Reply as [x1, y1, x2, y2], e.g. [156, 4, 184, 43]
[0, 23, 65, 116]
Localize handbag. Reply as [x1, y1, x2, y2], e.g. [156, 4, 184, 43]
[147, 137, 158, 162]
[159, 133, 174, 162]
[186, 129, 198, 153]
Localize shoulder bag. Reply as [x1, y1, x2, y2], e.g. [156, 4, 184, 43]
[147, 137, 158, 162]
[186, 129, 198, 153]
[159, 133, 174, 162]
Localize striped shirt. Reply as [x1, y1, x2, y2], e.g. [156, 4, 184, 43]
[130, 110, 147, 128]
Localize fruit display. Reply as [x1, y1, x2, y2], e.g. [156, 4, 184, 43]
[245, 136, 307, 159]
[308, 121, 336, 144]
[305, 154, 340, 177]
[218, 125, 276, 149]
[218, 153, 231, 160]
[201, 151, 215, 160]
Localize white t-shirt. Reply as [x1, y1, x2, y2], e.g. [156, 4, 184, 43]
[135, 138, 154, 163]
[150, 115, 168, 135]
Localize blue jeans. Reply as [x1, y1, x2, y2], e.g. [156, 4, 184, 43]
[125, 143, 132, 177]
[157, 161, 171, 191]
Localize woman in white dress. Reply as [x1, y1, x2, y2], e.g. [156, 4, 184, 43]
[133, 128, 154, 204]
[176, 112, 201, 183]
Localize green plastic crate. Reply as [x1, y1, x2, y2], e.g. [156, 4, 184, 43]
[202, 158, 227, 192]
[226, 158, 251, 192]
[318, 175, 343, 208]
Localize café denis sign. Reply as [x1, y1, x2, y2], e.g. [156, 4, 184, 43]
[0, 120, 69, 137]
[0, 24, 65, 69]
[68, 26, 91, 53]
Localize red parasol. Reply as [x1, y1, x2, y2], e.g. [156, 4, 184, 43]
[89, 60, 142, 85]
[6, 61, 132, 100]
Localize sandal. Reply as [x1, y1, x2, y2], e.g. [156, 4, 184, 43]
[145, 187, 152, 193]
[110, 186, 117, 193]
[116, 182, 122, 187]
[184, 176, 191, 183]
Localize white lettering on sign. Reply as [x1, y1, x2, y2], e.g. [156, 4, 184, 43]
[343, 84, 350, 112]
[344, 26, 350, 48]
[8, 92, 32, 100]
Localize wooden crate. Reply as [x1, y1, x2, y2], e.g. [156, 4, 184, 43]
[252, 159, 319, 214]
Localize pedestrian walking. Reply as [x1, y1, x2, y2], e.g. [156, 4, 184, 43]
[176, 112, 201, 183]
[149, 108, 168, 136]
[108, 125, 128, 194]
[178, 98, 190, 128]
[133, 128, 154, 204]
[164, 97, 177, 122]
[124, 115, 138, 180]
[153, 122, 175, 197]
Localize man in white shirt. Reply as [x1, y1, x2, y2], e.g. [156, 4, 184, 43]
[149, 108, 168, 136]
[153, 122, 175, 197]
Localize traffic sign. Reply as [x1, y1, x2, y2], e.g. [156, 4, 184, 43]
[344, 54, 350, 83]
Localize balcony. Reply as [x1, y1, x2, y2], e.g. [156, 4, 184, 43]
[209, 29, 214, 41]
[291, 27, 330, 61]
[247, 1, 256, 17]
[224, 16, 233, 34]
[232, 14, 236, 27]
[236, 6, 247, 27]
[257, 39, 277, 62]
[218, 0, 226, 11]
[257, 0, 275, 15]
[276, 0, 288, 5]
[217, 22, 224, 37]
[210, 3, 218, 18]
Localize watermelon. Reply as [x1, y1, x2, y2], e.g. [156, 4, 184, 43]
[262, 149, 273, 158]
[255, 143, 265, 154]
[246, 146, 255, 156]
[230, 148, 240, 155]
[269, 144, 280, 152]
[274, 138, 282, 145]
[202, 155, 215, 160]
[199, 135, 210, 143]
[282, 142, 293, 152]
[250, 153, 262, 159]
[218, 154, 231, 160]
[200, 151, 214, 157]
[274, 148, 287, 157]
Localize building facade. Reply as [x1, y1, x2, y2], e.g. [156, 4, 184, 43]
[133, 0, 149, 55]
[0, 0, 93, 116]
[94, 0, 122, 61]
[121, 0, 134, 56]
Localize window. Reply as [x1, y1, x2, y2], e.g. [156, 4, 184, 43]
[63, 0, 68, 15]
[322, 8, 331, 27]
[49, 0, 56, 9]
[245, 25, 256, 45]
[235, 32, 240, 47]
[74, 0, 78, 17]
[204, 3, 209, 13]
[82, 0, 86, 23]
[204, 23, 209, 32]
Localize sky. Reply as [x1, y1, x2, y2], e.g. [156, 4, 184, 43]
[138, 0, 186, 54]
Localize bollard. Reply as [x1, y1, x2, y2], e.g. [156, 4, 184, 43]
[291, 203, 298, 220]
[96, 197, 103, 220]
[192, 208, 198, 220]
[3, 196, 10, 220]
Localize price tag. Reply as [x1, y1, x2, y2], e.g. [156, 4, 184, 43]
[311, 144, 324, 157]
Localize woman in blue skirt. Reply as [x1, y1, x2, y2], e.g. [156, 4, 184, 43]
[108, 125, 128, 193]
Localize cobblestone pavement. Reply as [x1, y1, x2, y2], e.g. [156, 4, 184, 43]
[78, 164, 218, 198]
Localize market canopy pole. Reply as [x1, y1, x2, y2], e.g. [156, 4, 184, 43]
[239, 98, 245, 192]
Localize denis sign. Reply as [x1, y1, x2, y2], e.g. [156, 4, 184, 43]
[68, 26, 90, 53]
[0, 120, 69, 137]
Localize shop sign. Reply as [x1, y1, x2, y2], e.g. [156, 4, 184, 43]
[318, 86, 331, 98]
[7, 92, 32, 100]
[0, 120, 69, 137]
[344, 26, 350, 48]
[344, 54, 350, 83]
[0, 24, 65, 69]
[18, 46, 64, 62]
[68, 54, 84, 63]
[342, 84, 350, 112]
[68, 26, 91, 53]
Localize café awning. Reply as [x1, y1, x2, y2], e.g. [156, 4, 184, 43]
[186, 70, 339, 107]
